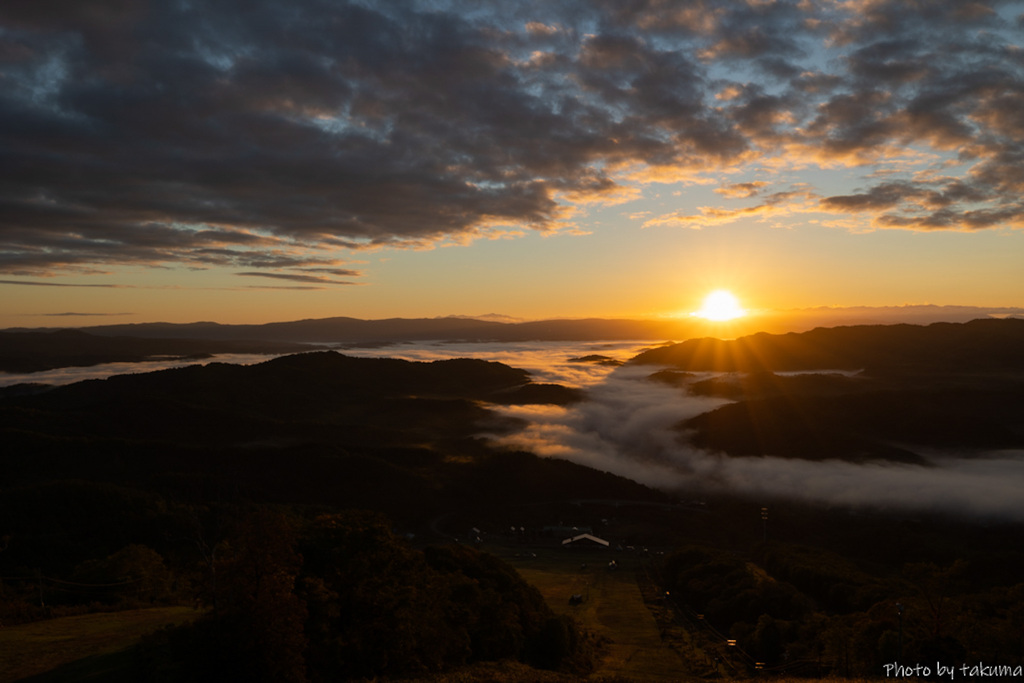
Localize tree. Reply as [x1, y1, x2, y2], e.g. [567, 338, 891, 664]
[754, 613, 783, 664]
[214, 508, 308, 683]
[73, 544, 173, 605]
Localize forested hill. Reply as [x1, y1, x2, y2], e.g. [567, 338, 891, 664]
[0, 351, 655, 516]
[630, 318, 1024, 373]
[0, 350, 667, 680]
[2, 350, 544, 449]
[635, 319, 1024, 463]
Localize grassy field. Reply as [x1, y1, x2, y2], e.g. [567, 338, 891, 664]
[0, 606, 200, 682]
[0, 561, 890, 682]
[502, 545, 885, 683]
[501, 544, 703, 682]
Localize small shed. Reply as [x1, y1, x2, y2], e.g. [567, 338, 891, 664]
[561, 533, 610, 548]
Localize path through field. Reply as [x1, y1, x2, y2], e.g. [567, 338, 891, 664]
[510, 548, 699, 682]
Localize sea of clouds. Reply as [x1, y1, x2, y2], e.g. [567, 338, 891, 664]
[491, 362, 1024, 521]
[4, 341, 1023, 520]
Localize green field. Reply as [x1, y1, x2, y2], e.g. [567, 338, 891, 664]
[0, 607, 199, 682]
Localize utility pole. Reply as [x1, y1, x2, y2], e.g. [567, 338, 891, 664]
[36, 568, 44, 607]
[896, 603, 904, 666]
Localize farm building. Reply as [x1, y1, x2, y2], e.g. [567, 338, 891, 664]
[561, 533, 610, 548]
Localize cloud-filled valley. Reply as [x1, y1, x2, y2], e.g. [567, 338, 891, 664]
[494, 363, 1024, 521]
[4, 326, 1023, 521]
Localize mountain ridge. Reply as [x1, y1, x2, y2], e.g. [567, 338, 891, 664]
[631, 318, 1024, 373]
[5, 304, 1022, 343]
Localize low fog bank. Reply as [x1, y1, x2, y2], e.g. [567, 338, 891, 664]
[339, 340, 654, 387]
[7, 338, 1021, 521]
[0, 340, 654, 389]
[493, 366, 1024, 521]
[0, 353, 289, 388]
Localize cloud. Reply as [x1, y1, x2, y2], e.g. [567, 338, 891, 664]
[821, 177, 1024, 231]
[715, 181, 770, 199]
[0, 353, 288, 388]
[0, 279, 128, 288]
[493, 364, 1024, 520]
[36, 311, 134, 317]
[2, 0, 1023, 277]
[342, 339, 654, 388]
[0, 340, 654, 392]
[821, 181, 929, 212]
[643, 188, 817, 229]
[234, 272, 361, 285]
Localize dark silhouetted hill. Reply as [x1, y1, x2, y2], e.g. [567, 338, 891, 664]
[634, 320, 1024, 462]
[0, 352, 659, 527]
[631, 318, 1024, 374]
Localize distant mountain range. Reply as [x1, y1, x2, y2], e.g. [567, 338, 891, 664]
[4, 305, 1022, 343]
[7, 316, 697, 344]
[0, 328, 317, 373]
[2, 306, 1022, 374]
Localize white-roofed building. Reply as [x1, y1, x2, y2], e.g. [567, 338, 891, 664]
[561, 533, 610, 548]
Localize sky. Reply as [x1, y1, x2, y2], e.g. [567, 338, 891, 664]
[2, 0, 1024, 328]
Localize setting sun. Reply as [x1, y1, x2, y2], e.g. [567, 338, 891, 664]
[693, 290, 746, 321]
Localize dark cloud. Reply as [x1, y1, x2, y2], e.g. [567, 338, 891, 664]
[822, 182, 929, 212]
[234, 272, 360, 285]
[2, 0, 1023, 277]
[0, 279, 127, 288]
[725, 84, 804, 143]
[806, 1, 1024, 229]
[299, 267, 362, 277]
[38, 311, 133, 317]
[716, 181, 769, 199]
[821, 172, 1024, 231]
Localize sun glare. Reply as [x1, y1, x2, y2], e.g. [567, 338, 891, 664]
[693, 290, 746, 321]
